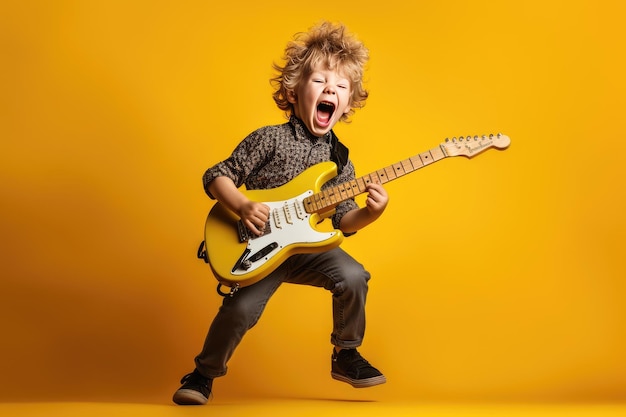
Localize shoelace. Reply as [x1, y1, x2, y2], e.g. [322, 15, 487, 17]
[181, 372, 210, 393]
[336, 349, 382, 379]
[337, 350, 370, 370]
[348, 351, 370, 368]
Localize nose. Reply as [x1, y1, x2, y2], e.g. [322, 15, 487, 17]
[323, 84, 336, 95]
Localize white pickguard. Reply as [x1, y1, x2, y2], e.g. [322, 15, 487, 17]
[231, 190, 338, 276]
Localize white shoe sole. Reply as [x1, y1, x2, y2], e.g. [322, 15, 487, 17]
[331, 372, 387, 388]
[172, 388, 209, 405]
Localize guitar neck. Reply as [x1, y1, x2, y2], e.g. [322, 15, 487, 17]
[303, 145, 448, 214]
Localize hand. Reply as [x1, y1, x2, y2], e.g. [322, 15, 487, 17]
[239, 200, 271, 236]
[364, 183, 388, 216]
[337, 182, 389, 234]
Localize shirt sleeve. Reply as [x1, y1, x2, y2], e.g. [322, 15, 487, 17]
[202, 128, 275, 198]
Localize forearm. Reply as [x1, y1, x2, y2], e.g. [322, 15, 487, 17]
[339, 206, 382, 234]
[207, 176, 250, 216]
[208, 176, 270, 236]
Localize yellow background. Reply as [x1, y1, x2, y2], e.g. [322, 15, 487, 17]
[1, 0, 625, 406]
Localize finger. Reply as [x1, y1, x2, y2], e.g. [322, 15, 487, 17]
[246, 220, 262, 236]
[368, 190, 383, 203]
[366, 187, 383, 201]
[256, 206, 270, 222]
[253, 214, 266, 230]
[370, 184, 387, 197]
[248, 215, 267, 234]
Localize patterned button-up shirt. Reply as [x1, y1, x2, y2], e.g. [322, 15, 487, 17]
[202, 116, 359, 232]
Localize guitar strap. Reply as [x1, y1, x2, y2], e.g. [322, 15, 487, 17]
[329, 131, 349, 174]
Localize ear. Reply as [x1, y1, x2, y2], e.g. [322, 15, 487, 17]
[286, 90, 297, 104]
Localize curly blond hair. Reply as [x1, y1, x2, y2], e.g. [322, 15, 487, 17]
[271, 21, 369, 122]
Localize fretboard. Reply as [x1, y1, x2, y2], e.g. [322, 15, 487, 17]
[302, 145, 448, 214]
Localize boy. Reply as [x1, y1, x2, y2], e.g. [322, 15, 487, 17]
[173, 21, 388, 405]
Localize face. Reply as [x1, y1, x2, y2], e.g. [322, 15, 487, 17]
[288, 64, 352, 137]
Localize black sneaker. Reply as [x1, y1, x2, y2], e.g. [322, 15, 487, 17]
[331, 348, 386, 388]
[172, 369, 212, 405]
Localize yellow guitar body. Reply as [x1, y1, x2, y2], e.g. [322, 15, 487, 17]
[204, 161, 345, 288]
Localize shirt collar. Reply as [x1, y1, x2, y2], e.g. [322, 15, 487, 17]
[288, 115, 349, 174]
[289, 115, 332, 143]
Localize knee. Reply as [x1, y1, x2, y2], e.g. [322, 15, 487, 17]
[336, 263, 370, 294]
[220, 296, 265, 329]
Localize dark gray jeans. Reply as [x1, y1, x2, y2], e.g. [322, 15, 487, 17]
[194, 247, 371, 378]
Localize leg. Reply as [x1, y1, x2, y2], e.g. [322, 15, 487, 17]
[194, 271, 284, 378]
[173, 268, 284, 405]
[173, 269, 284, 405]
[283, 248, 385, 388]
[282, 247, 370, 348]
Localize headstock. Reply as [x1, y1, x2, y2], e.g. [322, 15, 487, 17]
[441, 133, 511, 158]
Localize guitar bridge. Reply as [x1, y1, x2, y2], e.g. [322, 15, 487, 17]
[237, 220, 250, 243]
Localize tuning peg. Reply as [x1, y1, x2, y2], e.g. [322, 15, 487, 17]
[473, 135, 479, 141]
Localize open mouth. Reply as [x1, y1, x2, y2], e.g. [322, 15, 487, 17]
[316, 101, 335, 124]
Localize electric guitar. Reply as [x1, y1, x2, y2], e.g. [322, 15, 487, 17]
[199, 133, 511, 292]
